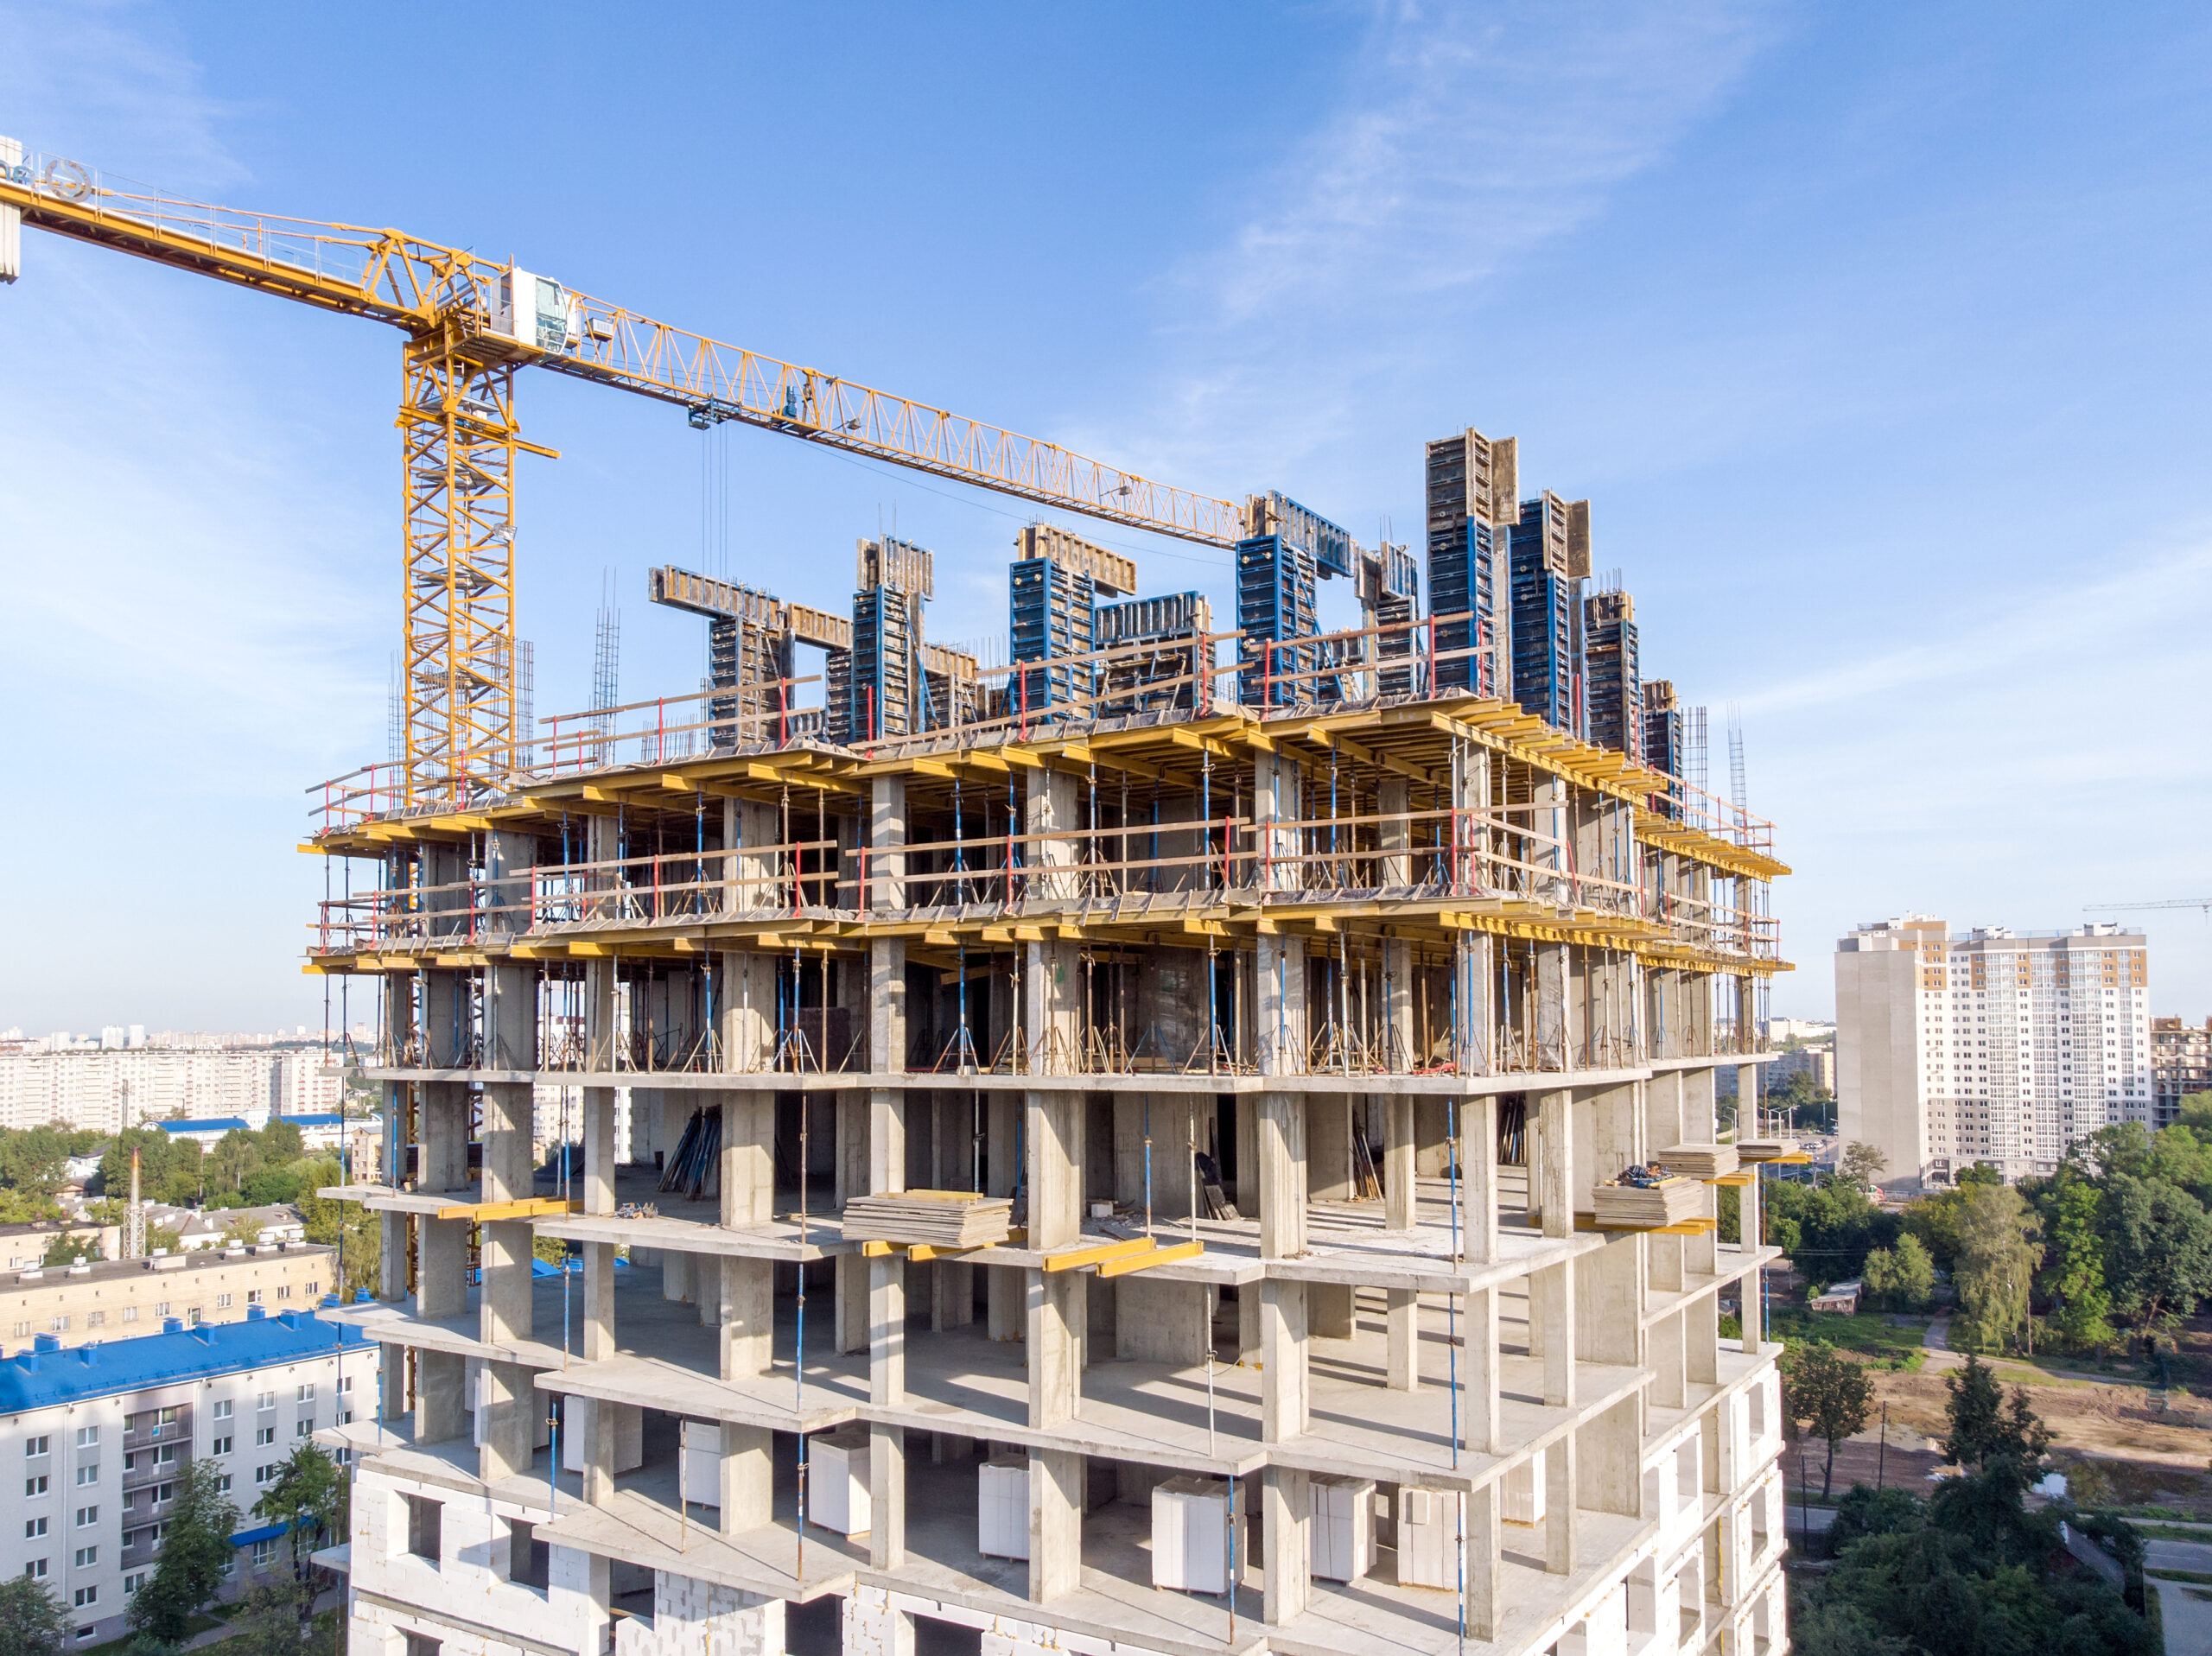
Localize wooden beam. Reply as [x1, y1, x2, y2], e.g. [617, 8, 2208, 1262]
[1043, 1235, 1157, 1273]
[1096, 1239, 1204, 1278]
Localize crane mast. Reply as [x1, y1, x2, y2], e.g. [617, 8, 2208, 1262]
[0, 140, 1241, 805]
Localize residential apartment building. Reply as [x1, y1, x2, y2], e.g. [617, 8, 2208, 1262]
[0, 1310, 366, 1646]
[0, 1047, 344, 1134]
[0, 1243, 334, 1357]
[1837, 916, 2150, 1189]
[1769, 1044, 1834, 1093]
[2153, 1017, 2212, 1127]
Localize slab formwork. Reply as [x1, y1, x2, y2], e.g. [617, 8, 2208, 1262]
[309, 622, 1792, 1656]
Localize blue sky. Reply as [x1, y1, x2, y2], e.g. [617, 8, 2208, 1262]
[3, 1, 2209, 1033]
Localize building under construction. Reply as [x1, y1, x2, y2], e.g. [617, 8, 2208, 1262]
[301, 434, 1792, 1656]
[0, 121, 1791, 1656]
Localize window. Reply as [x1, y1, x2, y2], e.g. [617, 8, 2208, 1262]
[212, 1436, 233, 1456]
[338, 1375, 355, 1395]
[25, 1518, 47, 1538]
[23, 1558, 46, 1579]
[49, 1317, 67, 1332]
[276, 1285, 291, 1300]
[506, 1519, 549, 1589]
[215, 1295, 232, 1310]
[256, 1428, 276, 1447]
[213, 1475, 232, 1494]
[246, 1290, 262, 1305]
[404, 1494, 442, 1563]
[73, 1546, 95, 1568]
[306, 1282, 320, 1296]
[296, 1383, 315, 1403]
[404, 1635, 442, 1656]
[74, 1507, 98, 1528]
[75, 1627, 95, 1642]
[73, 1586, 96, 1608]
[257, 1393, 276, 1412]
[255, 1463, 278, 1486]
[86, 1312, 104, 1329]
[295, 1420, 313, 1438]
[10, 1321, 27, 1336]
[124, 1571, 147, 1595]
[121, 1307, 137, 1323]
[153, 1483, 174, 1505]
[75, 1464, 97, 1486]
[26, 1476, 48, 1497]
[153, 1302, 168, 1317]
[26, 1436, 49, 1458]
[74, 1428, 96, 1449]
[212, 1400, 232, 1421]
[250, 1538, 276, 1569]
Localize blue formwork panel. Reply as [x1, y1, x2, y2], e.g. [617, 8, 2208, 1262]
[1236, 535, 1318, 707]
[1009, 556, 1096, 712]
[1427, 516, 1494, 695]
[1508, 498, 1581, 733]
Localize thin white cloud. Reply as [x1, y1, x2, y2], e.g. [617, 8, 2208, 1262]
[0, 0, 244, 189]
[1088, 1, 1779, 485]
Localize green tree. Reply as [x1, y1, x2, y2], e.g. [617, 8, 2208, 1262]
[1786, 1342, 1874, 1499]
[127, 1459, 238, 1644]
[0, 1575, 70, 1656]
[2100, 1171, 2212, 1342]
[1952, 1182, 2041, 1351]
[226, 1574, 339, 1656]
[1765, 1175, 1900, 1284]
[0, 1125, 79, 1196]
[209, 1128, 263, 1195]
[1859, 1233, 1936, 1312]
[1838, 1141, 1888, 1192]
[259, 1119, 305, 1164]
[254, 1444, 348, 1579]
[1941, 1353, 2051, 1473]
[296, 1190, 379, 1300]
[2038, 1177, 2116, 1351]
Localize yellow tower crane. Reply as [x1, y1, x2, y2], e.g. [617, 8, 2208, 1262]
[0, 138, 1241, 806]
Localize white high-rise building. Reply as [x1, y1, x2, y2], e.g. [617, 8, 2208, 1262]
[1837, 915, 2151, 1190]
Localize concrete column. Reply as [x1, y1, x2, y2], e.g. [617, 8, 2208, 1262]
[719, 1418, 772, 1535]
[581, 1240, 615, 1361]
[1259, 1277, 1308, 1443]
[869, 942, 907, 1074]
[1466, 1481, 1502, 1640]
[1535, 1259, 1575, 1408]
[1387, 1288, 1420, 1391]
[1537, 1089, 1574, 1237]
[716, 950, 779, 1075]
[378, 1342, 406, 1422]
[1688, 1284, 1721, 1386]
[987, 1093, 1022, 1342]
[1579, 1234, 1645, 1369]
[1580, 1395, 1643, 1518]
[478, 1360, 534, 1480]
[582, 1083, 617, 1215]
[1027, 1447, 1084, 1603]
[1262, 1467, 1311, 1625]
[836, 1092, 869, 1356]
[414, 1215, 467, 1323]
[1464, 1285, 1499, 1455]
[1459, 1092, 1498, 1264]
[1307, 1092, 1353, 1337]
[869, 1083, 908, 1407]
[720, 1254, 772, 1384]
[1652, 1310, 1687, 1409]
[1382, 1091, 1416, 1230]
[1741, 1168, 1764, 1350]
[414, 1348, 465, 1443]
[870, 1424, 906, 1570]
[1545, 1433, 1577, 1575]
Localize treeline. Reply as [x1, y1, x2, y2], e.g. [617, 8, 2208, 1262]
[1751, 1094, 2212, 1357]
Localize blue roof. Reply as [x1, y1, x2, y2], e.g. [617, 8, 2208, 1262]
[156, 1118, 252, 1134]
[282, 1114, 349, 1127]
[0, 1312, 366, 1412]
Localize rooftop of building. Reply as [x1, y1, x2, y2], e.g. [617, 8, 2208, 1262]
[0, 1308, 365, 1411]
[4, 1240, 330, 1290]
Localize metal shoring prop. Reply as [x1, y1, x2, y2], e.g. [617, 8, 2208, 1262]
[796, 1069, 810, 1584]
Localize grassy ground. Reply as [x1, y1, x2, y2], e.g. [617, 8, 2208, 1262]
[1769, 1305, 1931, 1367]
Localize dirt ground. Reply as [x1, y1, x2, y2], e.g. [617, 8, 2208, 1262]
[1783, 1306, 2212, 1513]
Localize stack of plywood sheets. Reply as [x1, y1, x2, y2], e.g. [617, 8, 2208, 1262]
[1592, 1171, 1701, 1228]
[1736, 1139, 1803, 1163]
[1656, 1143, 1739, 1180]
[841, 1190, 1013, 1247]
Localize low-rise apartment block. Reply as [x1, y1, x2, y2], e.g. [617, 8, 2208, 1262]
[1, 1243, 334, 1356]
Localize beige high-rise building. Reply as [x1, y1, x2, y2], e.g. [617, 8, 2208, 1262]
[1837, 916, 2150, 1189]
